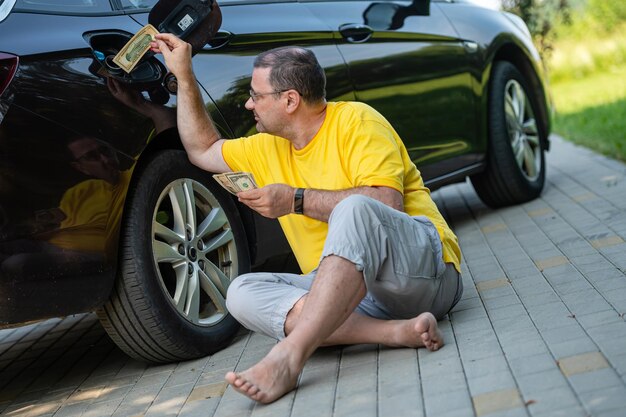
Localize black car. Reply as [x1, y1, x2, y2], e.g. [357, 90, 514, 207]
[0, 0, 551, 363]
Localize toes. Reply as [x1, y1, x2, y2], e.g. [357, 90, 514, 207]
[243, 382, 260, 397]
[240, 380, 253, 392]
[225, 371, 238, 385]
[226, 372, 255, 395]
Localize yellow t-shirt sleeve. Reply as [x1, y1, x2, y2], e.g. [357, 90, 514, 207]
[346, 120, 405, 193]
[221, 136, 253, 173]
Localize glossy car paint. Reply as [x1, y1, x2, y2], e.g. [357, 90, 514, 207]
[0, 0, 550, 327]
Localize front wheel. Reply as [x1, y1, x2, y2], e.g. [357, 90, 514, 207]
[97, 150, 250, 363]
[471, 61, 546, 207]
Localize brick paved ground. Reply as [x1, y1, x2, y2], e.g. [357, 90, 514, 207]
[1, 135, 625, 417]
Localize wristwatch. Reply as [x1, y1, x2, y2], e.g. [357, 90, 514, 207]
[294, 188, 305, 215]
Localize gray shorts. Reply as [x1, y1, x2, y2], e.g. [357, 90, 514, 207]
[226, 195, 463, 340]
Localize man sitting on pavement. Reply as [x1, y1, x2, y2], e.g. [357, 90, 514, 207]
[151, 33, 463, 404]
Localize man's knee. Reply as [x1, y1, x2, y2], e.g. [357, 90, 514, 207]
[225, 273, 256, 321]
[333, 194, 378, 214]
[329, 194, 383, 229]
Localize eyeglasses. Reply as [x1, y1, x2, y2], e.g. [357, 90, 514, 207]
[75, 146, 115, 162]
[248, 89, 290, 103]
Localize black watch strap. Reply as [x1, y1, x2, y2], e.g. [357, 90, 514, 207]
[294, 188, 305, 215]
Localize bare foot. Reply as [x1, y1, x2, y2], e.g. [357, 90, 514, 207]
[225, 341, 304, 404]
[392, 312, 443, 351]
[414, 312, 443, 351]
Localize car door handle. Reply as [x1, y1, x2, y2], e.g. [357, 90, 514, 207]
[205, 30, 232, 50]
[338, 24, 374, 43]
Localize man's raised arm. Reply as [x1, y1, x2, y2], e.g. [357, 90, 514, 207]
[151, 33, 230, 173]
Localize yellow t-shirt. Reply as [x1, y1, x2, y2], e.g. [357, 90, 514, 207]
[222, 101, 461, 274]
[47, 171, 130, 257]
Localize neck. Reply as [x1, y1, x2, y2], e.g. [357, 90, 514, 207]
[288, 101, 328, 150]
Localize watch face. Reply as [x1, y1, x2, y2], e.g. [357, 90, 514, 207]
[294, 188, 304, 214]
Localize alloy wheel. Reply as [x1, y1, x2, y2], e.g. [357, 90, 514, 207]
[504, 79, 541, 181]
[151, 178, 238, 326]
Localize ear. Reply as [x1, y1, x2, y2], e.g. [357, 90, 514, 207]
[284, 90, 301, 114]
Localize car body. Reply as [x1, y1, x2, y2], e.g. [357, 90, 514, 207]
[0, 0, 551, 362]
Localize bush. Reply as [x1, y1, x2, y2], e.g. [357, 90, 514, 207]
[588, 0, 626, 32]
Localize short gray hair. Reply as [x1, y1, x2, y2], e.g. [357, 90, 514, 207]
[254, 46, 326, 104]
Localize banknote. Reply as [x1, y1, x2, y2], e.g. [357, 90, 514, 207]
[212, 172, 258, 195]
[112, 24, 159, 73]
[212, 173, 238, 194]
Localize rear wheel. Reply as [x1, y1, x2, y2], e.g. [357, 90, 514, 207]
[471, 61, 545, 207]
[97, 150, 249, 363]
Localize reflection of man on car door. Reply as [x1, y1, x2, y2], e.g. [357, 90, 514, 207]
[46, 136, 130, 257]
[0, 78, 174, 267]
[0, 136, 130, 282]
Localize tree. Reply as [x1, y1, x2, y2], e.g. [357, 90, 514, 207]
[501, 0, 571, 55]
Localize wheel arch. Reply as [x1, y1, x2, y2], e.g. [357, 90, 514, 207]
[490, 42, 552, 151]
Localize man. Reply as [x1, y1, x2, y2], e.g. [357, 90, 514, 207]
[0, 136, 128, 276]
[151, 33, 463, 404]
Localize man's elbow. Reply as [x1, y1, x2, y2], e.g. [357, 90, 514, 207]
[187, 152, 209, 171]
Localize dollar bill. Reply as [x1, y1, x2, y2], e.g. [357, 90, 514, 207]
[212, 172, 258, 195]
[112, 24, 159, 74]
[212, 173, 238, 194]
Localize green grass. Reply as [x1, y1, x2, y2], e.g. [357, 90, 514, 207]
[550, 68, 626, 162]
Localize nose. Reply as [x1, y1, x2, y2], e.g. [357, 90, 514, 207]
[245, 96, 254, 110]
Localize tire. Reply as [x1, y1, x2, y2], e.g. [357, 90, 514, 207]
[471, 61, 546, 208]
[97, 150, 249, 363]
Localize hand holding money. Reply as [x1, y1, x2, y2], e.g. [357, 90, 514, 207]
[212, 172, 258, 195]
[234, 183, 298, 219]
[113, 24, 159, 73]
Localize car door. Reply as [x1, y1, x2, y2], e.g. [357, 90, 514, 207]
[300, 0, 481, 182]
[0, 0, 167, 322]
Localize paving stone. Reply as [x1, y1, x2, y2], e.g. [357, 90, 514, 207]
[595, 408, 626, 417]
[568, 368, 624, 394]
[516, 287, 561, 306]
[452, 321, 496, 343]
[558, 351, 610, 376]
[516, 369, 570, 394]
[535, 256, 569, 271]
[476, 278, 510, 292]
[467, 370, 517, 397]
[540, 324, 588, 346]
[590, 236, 625, 249]
[560, 289, 613, 316]
[553, 278, 595, 295]
[586, 321, 626, 340]
[612, 355, 626, 380]
[462, 355, 510, 379]
[479, 286, 518, 302]
[508, 353, 558, 377]
[548, 337, 601, 360]
[521, 386, 581, 415]
[433, 407, 475, 417]
[499, 334, 550, 360]
[579, 386, 626, 414]
[532, 406, 588, 417]
[424, 389, 471, 417]
[471, 388, 524, 417]
[483, 296, 523, 313]
[527, 208, 554, 218]
[576, 309, 624, 329]
[452, 297, 483, 313]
